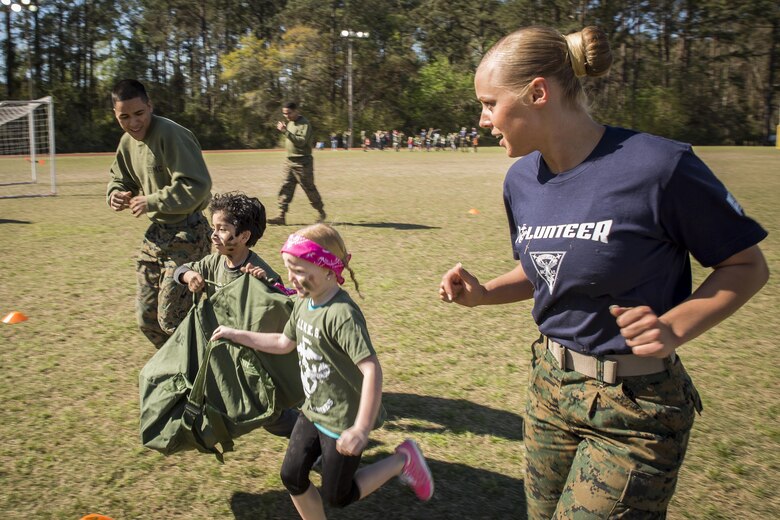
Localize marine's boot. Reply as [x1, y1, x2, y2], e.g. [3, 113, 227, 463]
[267, 212, 286, 225]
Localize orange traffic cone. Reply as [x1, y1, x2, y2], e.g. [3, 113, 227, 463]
[468, 208, 480, 215]
[80, 515, 115, 520]
[2, 311, 28, 324]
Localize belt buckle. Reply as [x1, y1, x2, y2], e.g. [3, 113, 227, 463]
[547, 338, 567, 371]
[597, 358, 617, 384]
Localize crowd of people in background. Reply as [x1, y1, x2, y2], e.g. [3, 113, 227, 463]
[319, 127, 481, 152]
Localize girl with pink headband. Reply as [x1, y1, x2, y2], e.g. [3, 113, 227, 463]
[211, 223, 433, 517]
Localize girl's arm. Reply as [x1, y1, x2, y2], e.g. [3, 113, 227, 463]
[612, 244, 769, 358]
[439, 262, 534, 307]
[336, 355, 382, 456]
[210, 325, 296, 355]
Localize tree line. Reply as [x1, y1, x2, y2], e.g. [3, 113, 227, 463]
[1, 0, 778, 152]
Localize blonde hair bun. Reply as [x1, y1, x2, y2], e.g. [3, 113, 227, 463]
[565, 26, 612, 78]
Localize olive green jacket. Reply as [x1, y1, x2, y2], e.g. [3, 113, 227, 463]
[107, 115, 212, 224]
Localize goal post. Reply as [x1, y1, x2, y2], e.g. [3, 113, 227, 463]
[0, 96, 56, 198]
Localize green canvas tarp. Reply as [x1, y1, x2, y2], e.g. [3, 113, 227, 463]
[139, 275, 304, 461]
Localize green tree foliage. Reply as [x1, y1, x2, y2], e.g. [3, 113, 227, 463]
[412, 0, 504, 66]
[0, 0, 776, 151]
[221, 34, 283, 148]
[403, 57, 480, 132]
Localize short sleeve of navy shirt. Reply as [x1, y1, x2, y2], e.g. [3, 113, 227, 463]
[503, 126, 767, 355]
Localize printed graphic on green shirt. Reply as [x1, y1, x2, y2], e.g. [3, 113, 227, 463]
[283, 290, 382, 434]
[297, 334, 334, 414]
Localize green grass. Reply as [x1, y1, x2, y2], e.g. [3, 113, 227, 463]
[0, 146, 778, 519]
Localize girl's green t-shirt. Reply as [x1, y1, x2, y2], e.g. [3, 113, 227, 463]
[283, 289, 385, 434]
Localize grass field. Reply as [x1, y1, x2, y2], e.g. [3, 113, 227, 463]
[0, 146, 778, 519]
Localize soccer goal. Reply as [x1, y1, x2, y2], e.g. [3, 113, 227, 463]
[0, 96, 56, 198]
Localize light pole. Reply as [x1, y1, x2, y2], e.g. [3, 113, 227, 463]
[1, 1, 38, 13]
[2, 0, 39, 99]
[339, 29, 368, 150]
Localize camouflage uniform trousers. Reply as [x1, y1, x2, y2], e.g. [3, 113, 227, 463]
[136, 213, 212, 348]
[524, 338, 702, 519]
[277, 156, 324, 214]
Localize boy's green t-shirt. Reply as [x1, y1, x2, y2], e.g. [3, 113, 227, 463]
[283, 289, 385, 434]
[184, 251, 281, 298]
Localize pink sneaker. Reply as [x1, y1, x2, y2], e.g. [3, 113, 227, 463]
[395, 439, 434, 501]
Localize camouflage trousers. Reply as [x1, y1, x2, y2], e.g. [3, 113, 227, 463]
[524, 338, 702, 519]
[136, 213, 212, 348]
[277, 156, 324, 213]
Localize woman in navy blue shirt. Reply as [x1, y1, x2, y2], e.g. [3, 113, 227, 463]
[439, 25, 768, 519]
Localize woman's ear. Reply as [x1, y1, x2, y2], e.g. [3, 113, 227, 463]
[528, 77, 549, 104]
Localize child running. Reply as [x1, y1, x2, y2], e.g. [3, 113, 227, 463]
[175, 191, 284, 297]
[210, 223, 433, 518]
[175, 191, 297, 437]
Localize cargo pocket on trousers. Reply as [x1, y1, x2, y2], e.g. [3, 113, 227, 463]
[610, 468, 675, 516]
[673, 357, 704, 416]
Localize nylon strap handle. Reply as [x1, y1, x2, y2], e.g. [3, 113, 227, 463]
[180, 307, 233, 461]
[188, 340, 220, 410]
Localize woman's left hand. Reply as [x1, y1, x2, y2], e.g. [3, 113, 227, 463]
[610, 305, 679, 358]
[336, 426, 368, 456]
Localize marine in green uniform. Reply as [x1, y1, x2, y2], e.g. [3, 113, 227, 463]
[106, 79, 212, 349]
[268, 102, 326, 226]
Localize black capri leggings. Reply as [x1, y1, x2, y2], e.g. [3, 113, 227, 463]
[280, 413, 362, 508]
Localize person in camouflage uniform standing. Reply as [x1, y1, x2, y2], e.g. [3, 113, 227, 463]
[107, 79, 213, 349]
[439, 26, 768, 518]
[267, 102, 326, 226]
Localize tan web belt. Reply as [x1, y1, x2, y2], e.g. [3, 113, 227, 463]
[545, 336, 674, 384]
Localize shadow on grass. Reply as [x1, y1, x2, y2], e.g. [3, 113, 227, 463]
[0, 218, 32, 224]
[58, 180, 106, 186]
[273, 221, 438, 230]
[340, 221, 439, 230]
[228, 394, 526, 518]
[61, 193, 105, 198]
[0, 193, 55, 199]
[230, 456, 525, 520]
[0, 180, 35, 187]
[383, 392, 524, 441]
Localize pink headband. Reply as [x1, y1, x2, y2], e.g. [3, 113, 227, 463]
[281, 234, 350, 285]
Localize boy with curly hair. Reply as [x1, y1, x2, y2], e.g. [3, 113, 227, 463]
[174, 191, 298, 437]
[175, 192, 284, 296]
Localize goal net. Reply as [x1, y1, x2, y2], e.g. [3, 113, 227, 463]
[0, 96, 56, 198]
